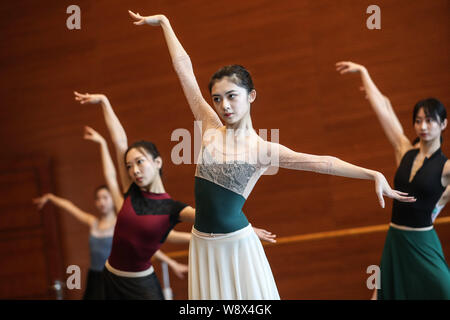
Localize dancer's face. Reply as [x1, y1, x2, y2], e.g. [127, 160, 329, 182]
[95, 188, 114, 215]
[414, 108, 447, 143]
[211, 77, 256, 125]
[125, 148, 162, 188]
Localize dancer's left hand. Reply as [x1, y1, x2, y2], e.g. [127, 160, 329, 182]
[169, 261, 189, 279]
[83, 126, 105, 145]
[253, 227, 277, 243]
[373, 172, 416, 208]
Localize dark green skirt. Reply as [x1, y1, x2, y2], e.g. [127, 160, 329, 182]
[377, 226, 450, 300]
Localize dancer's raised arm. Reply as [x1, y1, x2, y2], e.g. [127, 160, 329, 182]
[33, 193, 96, 227]
[265, 141, 416, 208]
[83, 126, 124, 211]
[336, 61, 412, 164]
[128, 11, 222, 132]
[74, 92, 132, 192]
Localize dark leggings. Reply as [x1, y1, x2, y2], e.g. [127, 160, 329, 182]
[83, 269, 104, 300]
[102, 267, 165, 300]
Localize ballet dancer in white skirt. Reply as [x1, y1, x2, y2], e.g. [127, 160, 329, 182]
[128, 11, 416, 300]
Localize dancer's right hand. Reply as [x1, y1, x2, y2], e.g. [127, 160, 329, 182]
[74, 91, 106, 105]
[83, 126, 105, 145]
[335, 61, 369, 96]
[33, 194, 52, 210]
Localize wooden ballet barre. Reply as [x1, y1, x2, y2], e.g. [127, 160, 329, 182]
[164, 216, 450, 259]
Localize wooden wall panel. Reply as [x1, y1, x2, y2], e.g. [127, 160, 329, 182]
[0, 0, 448, 299]
[0, 232, 48, 299]
[0, 158, 64, 299]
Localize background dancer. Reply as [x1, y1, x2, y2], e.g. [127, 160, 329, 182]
[337, 60, 450, 299]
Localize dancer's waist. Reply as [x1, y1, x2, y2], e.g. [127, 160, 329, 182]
[389, 222, 433, 232]
[194, 177, 249, 233]
[192, 223, 253, 240]
[194, 208, 249, 234]
[105, 260, 154, 278]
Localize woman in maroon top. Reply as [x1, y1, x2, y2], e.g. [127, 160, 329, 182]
[74, 92, 277, 299]
[82, 125, 192, 299]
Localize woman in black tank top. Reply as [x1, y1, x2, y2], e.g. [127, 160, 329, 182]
[337, 61, 450, 300]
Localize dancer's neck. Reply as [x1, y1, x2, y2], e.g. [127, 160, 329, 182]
[100, 211, 116, 222]
[141, 175, 166, 194]
[225, 112, 253, 132]
[419, 137, 441, 158]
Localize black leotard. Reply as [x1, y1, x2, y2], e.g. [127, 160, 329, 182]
[391, 148, 447, 228]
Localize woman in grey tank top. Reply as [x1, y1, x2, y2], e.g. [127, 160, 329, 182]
[33, 185, 116, 299]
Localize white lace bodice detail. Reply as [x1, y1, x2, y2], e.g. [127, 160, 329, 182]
[195, 130, 270, 199]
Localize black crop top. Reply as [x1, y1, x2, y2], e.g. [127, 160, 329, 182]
[391, 148, 447, 228]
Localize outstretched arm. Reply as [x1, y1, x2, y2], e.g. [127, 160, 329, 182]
[336, 62, 412, 164]
[33, 193, 96, 227]
[83, 126, 124, 212]
[266, 141, 416, 208]
[128, 11, 222, 132]
[153, 250, 188, 279]
[74, 92, 132, 192]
